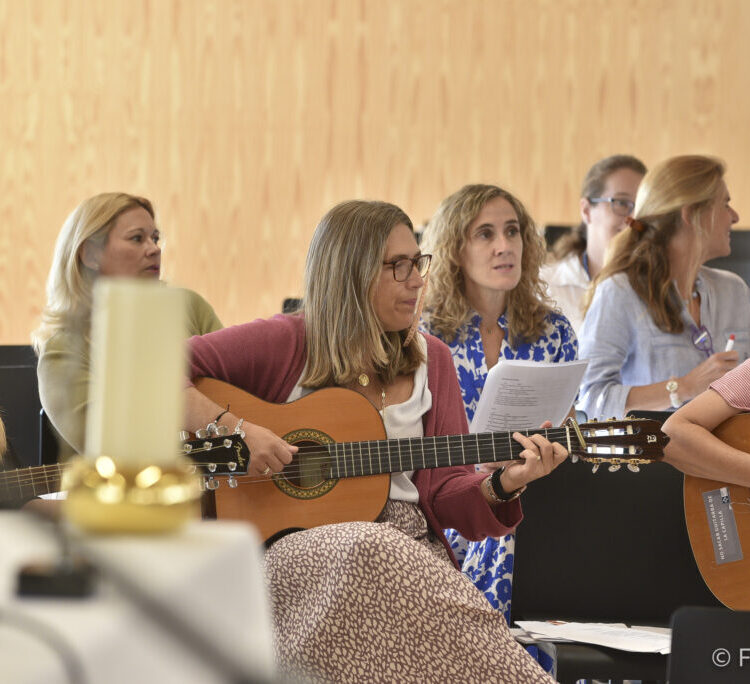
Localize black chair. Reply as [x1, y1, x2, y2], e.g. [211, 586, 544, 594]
[38, 408, 60, 465]
[668, 606, 750, 684]
[0, 345, 46, 468]
[281, 298, 302, 314]
[510, 442, 721, 683]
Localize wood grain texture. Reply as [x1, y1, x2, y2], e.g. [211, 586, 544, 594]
[1, 0, 750, 342]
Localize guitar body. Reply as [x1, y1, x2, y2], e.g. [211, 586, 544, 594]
[195, 377, 391, 541]
[683, 414, 750, 610]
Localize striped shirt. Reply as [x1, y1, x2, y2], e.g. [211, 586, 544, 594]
[711, 359, 750, 411]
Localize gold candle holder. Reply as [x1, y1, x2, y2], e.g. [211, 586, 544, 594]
[62, 455, 202, 534]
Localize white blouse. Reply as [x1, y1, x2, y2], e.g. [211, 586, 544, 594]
[286, 337, 432, 502]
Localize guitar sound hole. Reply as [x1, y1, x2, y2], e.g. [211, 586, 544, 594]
[284, 440, 332, 489]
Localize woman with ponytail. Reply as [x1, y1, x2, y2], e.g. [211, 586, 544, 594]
[578, 155, 750, 420]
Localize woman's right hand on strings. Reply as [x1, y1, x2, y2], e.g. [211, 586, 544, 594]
[680, 350, 738, 400]
[242, 422, 298, 477]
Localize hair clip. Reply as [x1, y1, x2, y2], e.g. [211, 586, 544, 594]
[625, 216, 646, 233]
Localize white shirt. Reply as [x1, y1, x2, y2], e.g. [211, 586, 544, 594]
[286, 337, 432, 502]
[540, 253, 590, 335]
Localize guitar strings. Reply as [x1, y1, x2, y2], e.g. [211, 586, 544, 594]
[1, 427, 646, 490]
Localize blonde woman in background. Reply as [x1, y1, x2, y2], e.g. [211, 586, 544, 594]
[420, 184, 576, 672]
[32, 193, 222, 460]
[578, 155, 749, 420]
[541, 154, 646, 333]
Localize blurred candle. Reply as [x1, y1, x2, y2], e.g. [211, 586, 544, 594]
[85, 279, 187, 467]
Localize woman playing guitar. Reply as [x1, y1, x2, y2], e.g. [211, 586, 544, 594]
[184, 200, 566, 683]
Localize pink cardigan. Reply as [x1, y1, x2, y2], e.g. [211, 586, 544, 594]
[188, 314, 523, 566]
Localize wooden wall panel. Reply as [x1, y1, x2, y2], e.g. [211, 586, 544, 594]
[1, 0, 749, 343]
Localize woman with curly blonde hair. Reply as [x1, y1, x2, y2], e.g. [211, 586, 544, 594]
[420, 184, 577, 641]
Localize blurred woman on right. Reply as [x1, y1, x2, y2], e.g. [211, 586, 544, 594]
[578, 155, 750, 421]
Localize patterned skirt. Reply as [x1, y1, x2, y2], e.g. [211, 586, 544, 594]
[264, 501, 554, 683]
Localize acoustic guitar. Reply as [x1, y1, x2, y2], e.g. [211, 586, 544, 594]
[195, 377, 668, 542]
[683, 413, 750, 610]
[0, 433, 248, 507]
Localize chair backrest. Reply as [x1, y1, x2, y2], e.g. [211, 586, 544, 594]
[706, 229, 750, 285]
[511, 456, 722, 624]
[0, 345, 45, 469]
[668, 606, 750, 683]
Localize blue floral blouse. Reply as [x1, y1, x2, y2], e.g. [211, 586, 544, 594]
[423, 311, 578, 625]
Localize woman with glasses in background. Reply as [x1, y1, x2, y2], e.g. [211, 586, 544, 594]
[419, 185, 576, 673]
[541, 154, 647, 333]
[185, 199, 565, 683]
[578, 155, 750, 421]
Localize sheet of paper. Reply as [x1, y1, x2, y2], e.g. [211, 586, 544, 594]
[469, 360, 588, 433]
[515, 620, 671, 654]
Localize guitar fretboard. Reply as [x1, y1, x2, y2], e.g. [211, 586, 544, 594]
[0, 464, 64, 505]
[320, 426, 573, 478]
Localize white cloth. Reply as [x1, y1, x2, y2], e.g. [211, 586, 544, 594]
[540, 253, 590, 335]
[0, 514, 274, 683]
[286, 337, 431, 502]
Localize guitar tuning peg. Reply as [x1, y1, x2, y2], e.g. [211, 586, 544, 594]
[216, 425, 229, 436]
[627, 463, 641, 473]
[608, 464, 621, 472]
[207, 462, 217, 473]
[571, 454, 579, 463]
[182, 443, 193, 453]
[179, 431, 190, 441]
[591, 463, 600, 474]
[196, 428, 209, 439]
[203, 441, 213, 450]
[227, 475, 238, 488]
[227, 461, 237, 472]
[206, 476, 219, 490]
[222, 439, 232, 449]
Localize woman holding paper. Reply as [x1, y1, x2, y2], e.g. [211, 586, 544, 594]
[578, 155, 749, 421]
[32, 193, 222, 460]
[185, 199, 566, 683]
[419, 184, 577, 638]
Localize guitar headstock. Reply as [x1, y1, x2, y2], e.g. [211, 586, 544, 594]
[566, 417, 669, 472]
[182, 433, 249, 489]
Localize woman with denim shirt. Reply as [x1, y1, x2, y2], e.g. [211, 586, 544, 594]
[578, 155, 749, 421]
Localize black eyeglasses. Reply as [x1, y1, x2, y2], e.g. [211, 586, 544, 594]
[691, 325, 715, 358]
[382, 254, 432, 282]
[589, 197, 636, 217]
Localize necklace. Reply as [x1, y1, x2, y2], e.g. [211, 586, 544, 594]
[357, 373, 387, 413]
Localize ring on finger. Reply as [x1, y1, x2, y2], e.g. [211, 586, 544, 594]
[262, 466, 272, 476]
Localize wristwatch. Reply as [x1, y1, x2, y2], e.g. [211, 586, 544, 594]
[666, 378, 681, 409]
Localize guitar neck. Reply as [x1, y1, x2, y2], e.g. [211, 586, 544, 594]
[0, 463, 64, 504]
[326, 425, 573, 478]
